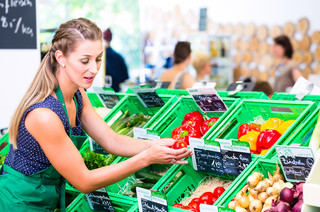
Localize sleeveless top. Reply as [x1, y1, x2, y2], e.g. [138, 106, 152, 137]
[273, 61, 299, 92]
[4, 90, 84, 176]
[171, 71, 187, 89]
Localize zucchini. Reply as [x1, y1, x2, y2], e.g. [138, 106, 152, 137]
[135, 171, 162, 183]
[130, 183, 154, 192]
[113, 116, 132, 132]
[110, 110, 129, 130]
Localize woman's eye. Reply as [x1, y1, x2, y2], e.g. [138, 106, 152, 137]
[96, 57, 102, 62]
[81, 59, 89, 64]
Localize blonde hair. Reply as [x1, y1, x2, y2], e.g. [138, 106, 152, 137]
[192, 53, 210, 74]
[9, 18, 102, 148]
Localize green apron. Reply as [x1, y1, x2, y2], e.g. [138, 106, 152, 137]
[0, 86, 87, 211]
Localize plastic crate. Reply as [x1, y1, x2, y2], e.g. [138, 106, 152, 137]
[155, 88, 190, 96]
[216, 158, 282, 207]
[87, 92, 126, 108]
[206, 99, 316, 159]
[217, 91, 269, 100]
[0, 133, 10, 156]
[66, 192, 138, 212]
[153, 157, 258, 209]
[148, 96, 241, 138]
[271, 92, 320, 105]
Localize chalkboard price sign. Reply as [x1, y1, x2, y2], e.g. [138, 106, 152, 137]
[132, 87, 165, 108]
[0, 0, 37, 49]
[98, 93, 119, 109]
[218, 139, 239, 176]
[89, 137, 108, 155]
[276, 145, 315, 182]
[187, 88, 227, 112]
[232, 140, 252, 173]
[137, 187, 168, 212]
[85, 190, 115, 211]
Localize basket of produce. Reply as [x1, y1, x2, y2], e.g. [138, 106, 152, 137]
[205, 99, 316, 159]
[218, 158, 304, 212]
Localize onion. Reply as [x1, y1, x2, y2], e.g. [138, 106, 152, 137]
[265, 196, 278, 207]
[266, 187, 278, 196]
[248, 172, 264, 187]
[249, 188, 259, 199]
[228, 200, 237, 210]
[237, 192, 250, 208]
[249, 199, 263, 212]
[292, 200, 303, 212]
[273, 201, 291, 212]
[235, 206, 248, 212]
[294, 182, 304, 197]
[255, 180, 269, 192]
[258, 192, 269, 203]
[280, 187, 295, 204]
[261, 205, 271, 212]
[273, 161, 284, 182]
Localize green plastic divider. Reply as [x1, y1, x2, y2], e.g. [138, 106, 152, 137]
[216, 158, 282, 207]
[271, 92, 320, 105]
[205, 99, 316, 160]
[155, 88, 189, 96]
[66, 192, 138, 212]
[148, 96, 241, 138]
[217, 91, 269, 100]
[0, 133, 10, 156]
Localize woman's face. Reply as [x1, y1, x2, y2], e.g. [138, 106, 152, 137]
[272, 43, 285, 58]
[63, 39, 103, 89]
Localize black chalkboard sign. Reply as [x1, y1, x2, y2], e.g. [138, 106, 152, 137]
[135, 89, 164, 108]
[232, 140, 252, 173]
[0, 0, 37, 49]
[276, 146, 315, 182]
[98, 93, 119, 109]
[85, 190, 115, 211]
[89, 138, 108, 155]
[219, 140, 239, 176]
[141, 198, 168, 212]
[194, 147, 224, 175]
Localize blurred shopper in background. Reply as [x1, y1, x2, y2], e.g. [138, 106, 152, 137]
[103, 28, 129, 92]
[252, 81, 274, 98]
[192, 52, 212, 81]
[161, 41, 195, 89]
[272, 35, 302, 92]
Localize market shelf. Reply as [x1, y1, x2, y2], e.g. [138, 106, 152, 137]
[217, 91, 269, 100]
[205, 99, 317, 160]
[271, 92, 320, 105]
[155, 88, 189, 96]
[148, 96, 241, 138]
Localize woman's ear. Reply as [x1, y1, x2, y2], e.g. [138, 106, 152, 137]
[55, 50, 66, 68]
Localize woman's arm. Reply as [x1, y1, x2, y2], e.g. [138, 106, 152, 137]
[25, 108, 191, 193]
[292, 68, 302, 82]
[182, 73, 195, 89]
[79, 89, 157, 157]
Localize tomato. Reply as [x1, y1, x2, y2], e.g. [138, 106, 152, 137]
[213, 187, 225, 197]
[188, 198, 200, 211]
[173, 140, 188, 149]
[211, 194, 219, 203]
[173, 203, 184, 208]
[199, 192, 214, 205]
[182, 205, 197, 211]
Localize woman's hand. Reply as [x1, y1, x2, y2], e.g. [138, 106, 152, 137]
[141, 138, 193, 165]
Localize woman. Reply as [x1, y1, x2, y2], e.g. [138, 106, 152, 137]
[0, 18, 191, 211]
[272, 35, 302, 92]
[161, 41, 195, 89]
[192, 52, 212, 81]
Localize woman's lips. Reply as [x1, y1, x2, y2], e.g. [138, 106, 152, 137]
[84, 76, 94, 82]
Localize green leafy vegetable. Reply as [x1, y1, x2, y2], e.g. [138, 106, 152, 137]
[83, 151, 116, 170]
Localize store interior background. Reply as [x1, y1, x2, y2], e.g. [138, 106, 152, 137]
[1, 0, 320, 129]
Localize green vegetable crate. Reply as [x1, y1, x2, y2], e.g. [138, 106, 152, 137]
[0, 133, 10, 156]
[87, 92, 126, 108]
[66, 192, 138, 212]
[271, 92, 320, 105]
[148, 96, 241, 138]
[217, 91, 269, 100]
[216, 158, 282, 207]
[152, 157, 258, 209]
[155, 88, 189, 96]
[204, 99, 317, 159]
[270, 106, 320, 161]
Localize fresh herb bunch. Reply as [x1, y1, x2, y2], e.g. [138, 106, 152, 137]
[83, 151, 116, 170]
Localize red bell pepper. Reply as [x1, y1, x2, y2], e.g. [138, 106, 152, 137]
[238, 123, 261, 139]
[201, 117, 219, 135]
[182, 117, 203, 132]
[184, 111, 203, 122]
[256, 129, 281, 152]
[172, 125, 201, 145]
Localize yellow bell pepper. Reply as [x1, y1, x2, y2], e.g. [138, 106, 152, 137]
[275, 120, 295, 134]
[260, 149, 269, 155]
[239, 130, 260, 151]
[260, 118, 283, 131]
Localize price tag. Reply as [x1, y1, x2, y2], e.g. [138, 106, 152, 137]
[89, 137, 109, 155]
[232, 140, 252, 173]
[189, 138, 224, 175]
[187, 88, 227, 112]
[132, 87, 165, 108]
[85, 189, 115, 211]
[200, 204, 235, 212]
[94, 87, 120, 109]
[133, 128, 160, 140]
[217, 139, 239, 176]
[137, 187, 168, 212]
[276, 145, 315, 182]
[151, 81, 170, 89]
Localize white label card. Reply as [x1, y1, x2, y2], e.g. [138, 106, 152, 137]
[137, 187, 168, 212]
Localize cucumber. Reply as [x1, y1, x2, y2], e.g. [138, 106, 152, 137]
[113, 116, 132, 132]
[130, 183, 154, 192]
[110, 110, 129, 130]
[135, 171, 162, 183]
[117, 127, 131, 135]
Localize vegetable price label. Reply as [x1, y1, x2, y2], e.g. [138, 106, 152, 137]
[137, 187, 168, 212]
[133, 128, 160, 140]
[190, 138, 224, 175]
[217, 139, 239, 176]
[85, 189, 115, 211]
[132, 87, 165, 108]
[276, 145, 315, 182]
[187, 88, 227, 112]
[89, 137, 108, 155]
[232, 140, 252, 173]
[200, 204, 235, 212]
[94, 87, 120, 109]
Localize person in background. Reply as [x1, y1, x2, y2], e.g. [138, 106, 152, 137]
[161, 41, 195, 89]
[103, 28, 129, 92]
[192, 53, 212, 81]
[272, 35, 302, 92]
[252, 81, 274, 98]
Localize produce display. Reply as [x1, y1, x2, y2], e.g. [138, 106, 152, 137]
[238, 118, 294, 155]
[110, 111, 152, 137]
[172, 176, 231, 211]
[228, 162, 303, 212]
[171, 111, 219, 148]
[83, 151, 117, 170]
